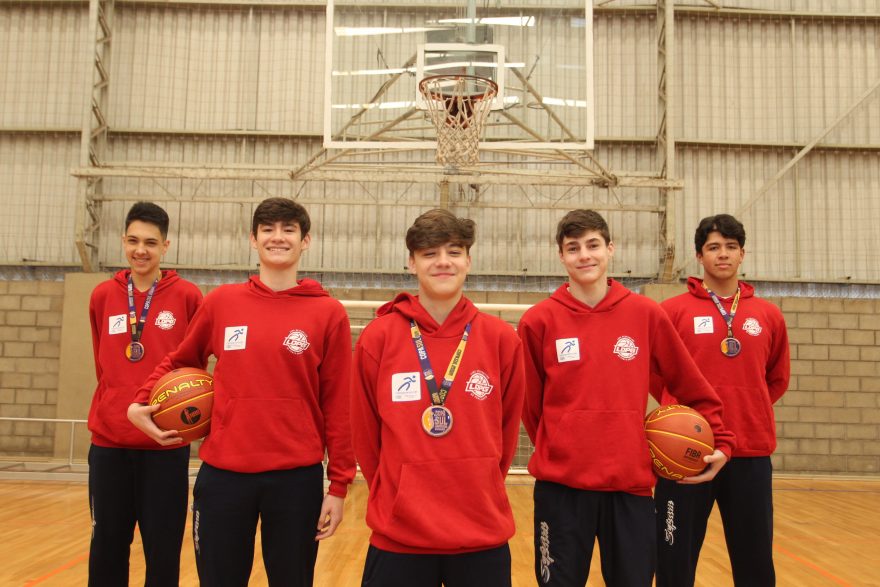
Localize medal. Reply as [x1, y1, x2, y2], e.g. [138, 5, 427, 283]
[702, 283, 743, 359]
[409, 320, 472, 439]
[126, 341, 145, 362]
[421, 405, 453, 437]
[127, 275, 158, 363]
[720, 337, 741, 358]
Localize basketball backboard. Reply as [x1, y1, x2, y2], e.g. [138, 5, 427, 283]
[325, 0, 594, 152]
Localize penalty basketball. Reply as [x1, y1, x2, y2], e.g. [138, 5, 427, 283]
[149, 367, 214, 443]
[645, 405, 714, 480]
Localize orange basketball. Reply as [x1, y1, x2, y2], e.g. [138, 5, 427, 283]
[149, 367, 214, 444]
[645, 405, 714, 480]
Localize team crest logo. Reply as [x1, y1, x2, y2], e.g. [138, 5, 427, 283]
[613, 336, 639, 361]
[465, 370, 493, 400]
[154, 310, 176, 330]
[283, 329, 310, 354]
[742, 318, 763, 336]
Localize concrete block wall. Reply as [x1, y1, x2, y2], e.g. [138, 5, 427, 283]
[0, 280, 64, 456]
[1, 277, 878, 476]
[774, 297, 880, 474]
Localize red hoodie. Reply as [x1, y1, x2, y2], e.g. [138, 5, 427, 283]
[653, 277, 789, 457]
[518, 280, 735, 496]
[351, 293, 526, 554]
[135, 276, 356, 497]
[88, 270, 202, 449]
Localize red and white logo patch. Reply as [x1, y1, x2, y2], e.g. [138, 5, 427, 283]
[154, 310, 176, 330]
[613, 336, 639, 361]
[742, 318, 763, 337]
[465, 370, 494, 400]
[283, 329, 310, 354]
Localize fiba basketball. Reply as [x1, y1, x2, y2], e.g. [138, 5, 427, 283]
[645, 405, 714, 480]
[149, 367, 214, 444]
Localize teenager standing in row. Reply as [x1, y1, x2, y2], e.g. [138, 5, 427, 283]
[88, 202, 202, 586]
[518, 209, 736, 587]
[351, 209, 526, 587]
[128, 198, 355, 586]
[653, 214, 789, 587]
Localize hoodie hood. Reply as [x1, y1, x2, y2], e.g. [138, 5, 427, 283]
[377, 292, 479, 335]
[687, 276, 755, 300]
[113, 269, 180, 295]
[549, 278, 631, 314]
[247, 275, 329, 299]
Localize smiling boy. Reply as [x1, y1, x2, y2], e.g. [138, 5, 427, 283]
[351, 208, 526, 587]
[653, 214, 789, 587]
[517, 209, 735, 587]
[87, 201, 202, 585]
[127, 197, 355, 586]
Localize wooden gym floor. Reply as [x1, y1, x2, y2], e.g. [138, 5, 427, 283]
[1, 476, 878, 586]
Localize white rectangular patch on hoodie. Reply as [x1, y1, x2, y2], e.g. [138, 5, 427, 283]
[108, 314, 127, 335]
[555, 338, 580, 363]
[693, 316, 714, 334]
[224, 326, 248, 350]
[391, 372, 421, 402]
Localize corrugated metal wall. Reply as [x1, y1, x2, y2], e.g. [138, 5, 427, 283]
[0, 3, 87, 130]
[1, 1, 878, 283]
[111, 5, 326, 134]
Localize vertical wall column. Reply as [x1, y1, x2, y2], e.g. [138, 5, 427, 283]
[75, 0, 115, 272]
[657, 0, 677, 281]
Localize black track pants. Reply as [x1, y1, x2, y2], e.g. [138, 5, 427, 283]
[655, 456, 775, 587]
[533, 480, 655, 587]
[192, 462, 324, 587]
[88, 444, 190, 587]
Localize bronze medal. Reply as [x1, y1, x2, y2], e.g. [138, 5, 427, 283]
[126, 341, 145, 362]
[720, 337, 741, 358]
[421, 405, 453, 437]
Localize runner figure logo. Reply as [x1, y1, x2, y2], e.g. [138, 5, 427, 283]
[283, 329, 310, 354]
[555, 337, 580, 363]
[224, 326, 247, 351]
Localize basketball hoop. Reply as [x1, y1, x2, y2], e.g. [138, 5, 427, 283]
[418, 74, 498, 168]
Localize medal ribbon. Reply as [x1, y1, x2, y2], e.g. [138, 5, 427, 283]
[702, 282, 740, 339]
[127, 275, 158, 344]
[409, 320, 471, 406]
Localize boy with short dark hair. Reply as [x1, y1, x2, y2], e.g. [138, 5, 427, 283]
[517, 209, 736, 587]
[351, 208, 526, 587]
[127, 197, 355, 586]
[87, 201, 202, 585]
[653, 214, 789, 587]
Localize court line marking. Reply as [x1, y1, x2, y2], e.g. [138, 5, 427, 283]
[773, 543, 851, 587]
[24, 552, 88, 586]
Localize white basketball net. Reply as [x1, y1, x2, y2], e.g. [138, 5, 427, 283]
[419, 75, 498, 168]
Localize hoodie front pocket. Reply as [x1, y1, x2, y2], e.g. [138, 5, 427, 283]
[546, 409, 655, 489]
[387, 456, 514, 550]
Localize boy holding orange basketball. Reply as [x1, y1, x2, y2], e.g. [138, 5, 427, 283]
[652, 214, 789, 587]
[351, 209, 526, 587]
[87, 201, 202, 585]
[517, 209, 735, 587]
[127, 197, 356, 586]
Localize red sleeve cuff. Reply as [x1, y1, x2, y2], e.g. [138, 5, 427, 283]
[327, 480, 349, 499]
